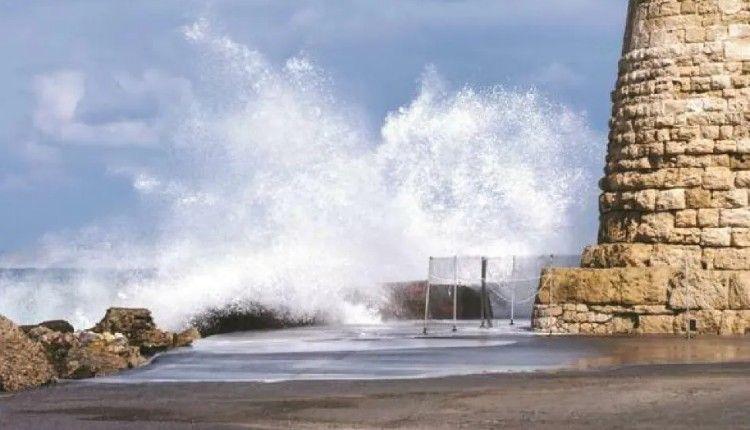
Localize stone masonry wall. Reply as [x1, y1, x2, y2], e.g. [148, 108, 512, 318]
[600, 0, 750, 256]
[532, 267, 750, 334]
[533, 0, 750, 335]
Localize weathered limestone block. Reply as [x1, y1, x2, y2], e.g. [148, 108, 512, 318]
[665, 168, 703, 188]
[581, 243, 652, 268]
[732, 229, 750, 247]
[537, 267, 670, 306]
[736, 171, 750, 187]
[704, 248, 750, 270]
[650, 244, 702, 267]
[675, 210, 697, 227]
[687, 188, 712, 208]
[531, 316, 557, 331]
[588, 312, 613, 323]
[668, 270, 730, 310]
[712, 189, 749, 208]
[606, 315, 637, 334]
[599, 212, 640, 242]
[728, 271, 750, 309]
[697, 208, 720, 226]
[726, 40, 750, 61]
[719, 310, 750, 335]
[533, 304, 563, 317]
[620, 268, 672, 305]
[638, 315, 676, 334]
[720, 208, 750, 227]
[561, 323, 580, 334]
[703, 167, 734, 190]
[700, 227, 732, 246]
[674, 310, 724, 334]
[655, 189, 686, 210]
[537, 268, 619, 304]
[636, 212, 675, 242]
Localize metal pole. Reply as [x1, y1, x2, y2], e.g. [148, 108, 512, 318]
[479, 257, 485, 328]
[479, 270, 486, 329]
[549, 254, 554, 336]
[685, 258, 691, 340]
[480, 257, 492, 328]
[510, 255, 516, 326]
[452, 255, 458, 332]
[485, 257, 493, 328]
[423, 257, 432, 335]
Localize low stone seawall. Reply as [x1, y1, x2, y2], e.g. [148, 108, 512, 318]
[532, 266, 750, 335]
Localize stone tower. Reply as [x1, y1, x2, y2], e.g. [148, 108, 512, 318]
[532, 0, 750, 335]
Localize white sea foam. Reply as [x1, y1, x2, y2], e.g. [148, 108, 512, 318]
[0, 20, 599, 329]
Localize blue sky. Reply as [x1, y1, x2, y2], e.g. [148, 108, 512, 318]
[0, 0, 629, 255]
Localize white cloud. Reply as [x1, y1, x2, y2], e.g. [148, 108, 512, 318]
[531, 62, 582, 88]
[32, 70, 159, 146]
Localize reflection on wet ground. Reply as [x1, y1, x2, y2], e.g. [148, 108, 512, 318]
[571, 335, 750, 369]
[96, 320, 750, 383]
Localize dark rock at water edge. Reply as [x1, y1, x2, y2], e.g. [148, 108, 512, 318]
[190, 302, 317, 336]
[20, 319, 74, 334]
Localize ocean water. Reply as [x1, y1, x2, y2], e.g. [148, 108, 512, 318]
[93, 321, 750, 383]
[96, 321, 588, 382]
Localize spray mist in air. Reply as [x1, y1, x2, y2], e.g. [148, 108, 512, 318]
[0, 19, 599, 328]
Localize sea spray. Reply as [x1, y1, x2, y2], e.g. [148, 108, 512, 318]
[0, 20, 599, 329]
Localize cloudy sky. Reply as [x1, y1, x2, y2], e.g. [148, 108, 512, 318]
[0, 0, 629, 255]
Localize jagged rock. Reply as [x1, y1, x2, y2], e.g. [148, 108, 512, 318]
[2, 308, 201, 389]
[20, 319, 74, 334]
[173, 327, 201, 348]
[0, 315, 55, 392]
[92, 307, 156, 338]
[26, 327, 145, 379]
[92, 307, 173, 355]
[63, 331, 145, 379]
[25, 326, 81, 376]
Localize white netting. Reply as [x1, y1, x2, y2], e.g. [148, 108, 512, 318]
[428, 254, 578, 305]
[428, 256, 483, 286]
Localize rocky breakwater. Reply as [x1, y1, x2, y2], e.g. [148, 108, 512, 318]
[0, 307, 200, 392]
